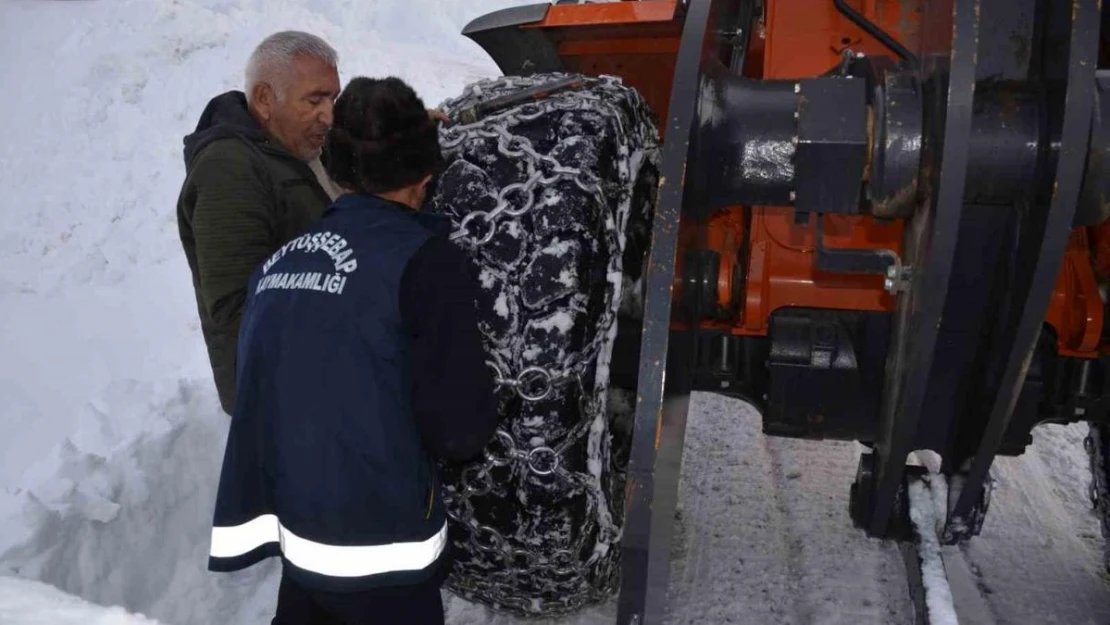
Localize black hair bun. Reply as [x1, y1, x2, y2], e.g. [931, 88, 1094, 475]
[322, 76, 444, 194]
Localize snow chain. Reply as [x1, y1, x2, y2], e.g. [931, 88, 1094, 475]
[1086, 424, 1110, 572]
[434, 74, 657, 616]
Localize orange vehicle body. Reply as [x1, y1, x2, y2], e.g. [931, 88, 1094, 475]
[525, 0, 1108, 358]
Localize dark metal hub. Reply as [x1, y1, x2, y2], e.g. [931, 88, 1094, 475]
[795, 77, 869, 214]
[964, 84, 1043, 205]
[863, 59, 923, 219]
[693, 55, 1110, 226]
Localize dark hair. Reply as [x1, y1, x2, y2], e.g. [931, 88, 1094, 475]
[322, 76, 443, 194]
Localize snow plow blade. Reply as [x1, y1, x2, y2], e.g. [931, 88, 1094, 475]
[455, 0, 1110, 623]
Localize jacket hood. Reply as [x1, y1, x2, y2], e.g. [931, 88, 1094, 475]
[182, 90, 269, 168]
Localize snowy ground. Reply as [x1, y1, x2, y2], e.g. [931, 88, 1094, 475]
[3, 0, 1110, 623]
[0, 575, 164, 625]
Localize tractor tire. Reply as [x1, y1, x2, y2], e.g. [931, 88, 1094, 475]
[1086, 422, 1110, 572]
[426, 72, 660, 616]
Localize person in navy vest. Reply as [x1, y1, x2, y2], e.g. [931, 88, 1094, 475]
[206, 75, 499, 625]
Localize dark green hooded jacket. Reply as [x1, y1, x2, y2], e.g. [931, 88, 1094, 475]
[177, 91, 333, 414]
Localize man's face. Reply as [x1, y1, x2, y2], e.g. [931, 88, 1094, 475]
[255, 54, 341, 161]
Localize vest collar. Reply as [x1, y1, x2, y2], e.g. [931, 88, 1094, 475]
[328, 193, 452, 236]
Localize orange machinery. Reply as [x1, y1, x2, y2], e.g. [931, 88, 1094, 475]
[478, 0, 1107, 358]
[461, 1, 1110, 623]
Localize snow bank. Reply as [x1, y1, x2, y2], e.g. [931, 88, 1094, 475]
[0, 0, 535, 622]
[0, 379, 283, 624]
[0, 575, 165, 625]
[0, 0, 526, 492]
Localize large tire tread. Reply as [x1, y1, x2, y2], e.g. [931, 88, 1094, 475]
[427, 72, 660, 616]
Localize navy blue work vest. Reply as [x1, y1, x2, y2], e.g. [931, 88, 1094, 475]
[207, 193, 451, 592]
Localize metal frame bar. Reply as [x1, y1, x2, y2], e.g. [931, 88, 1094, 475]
[948, 0, 1100, 530]
[867, 0, 981, 537]
[615, 1, 717, 621]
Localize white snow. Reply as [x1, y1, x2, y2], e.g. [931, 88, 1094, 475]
[0, 0, 532, 490]
[0, 575, 165, 625]
[479, 267, 499, 289]
[0, 380, 287, 625]
[908, 477, 959, 625]
[542, 239, 576, 257]
[493, 292, 510, 319]
[533, 311, 576, 335]
[540, 189, 566, 208]
[4, 1, 1110, 624]
[558, 269, 577, 288]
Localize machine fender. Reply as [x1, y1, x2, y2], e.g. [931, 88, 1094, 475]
[462, 4, 563, 76]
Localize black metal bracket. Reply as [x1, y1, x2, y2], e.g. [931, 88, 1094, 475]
[813, 215, 900, 277]
[849, 453, 916, 541]
[850, 453, 992, 544]
[941, 471, 994, 544]
[831, 0, 918, 68]
[764, 309, 890, 442]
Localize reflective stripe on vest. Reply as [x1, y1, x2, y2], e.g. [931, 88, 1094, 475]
[210, 515, 447, 577]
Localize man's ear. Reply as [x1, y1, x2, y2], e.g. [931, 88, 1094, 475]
[251, 83, 273, 122]
[413, 173, 435, 210]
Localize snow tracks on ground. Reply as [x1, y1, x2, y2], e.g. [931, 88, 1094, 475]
[665, 394, 912, 624]
[669, 396, 1110, 625]
[955, 423, 1110, 625]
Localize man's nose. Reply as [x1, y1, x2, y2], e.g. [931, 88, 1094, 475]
[319, 101, 334, 127]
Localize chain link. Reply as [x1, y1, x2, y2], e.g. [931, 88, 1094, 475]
[433, 73, 659, 616]
[445, 95, 604, 248]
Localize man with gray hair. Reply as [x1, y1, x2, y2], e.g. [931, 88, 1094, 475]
[176, 31, 343, 415]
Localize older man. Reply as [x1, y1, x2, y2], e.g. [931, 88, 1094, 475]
[177, 31, 342, 414]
